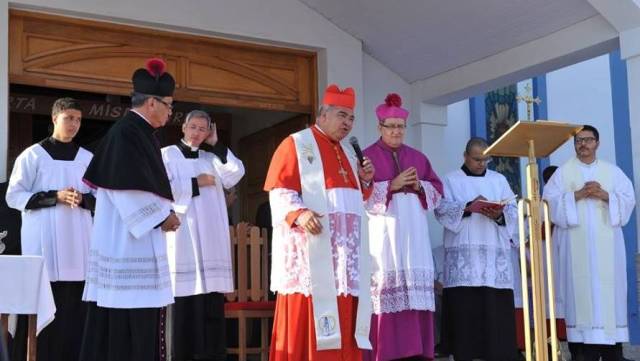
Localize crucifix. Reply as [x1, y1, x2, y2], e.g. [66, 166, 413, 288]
[516, 83, 542, 121]
[333, 145, 350, 182]
[338, 166, 349, 182]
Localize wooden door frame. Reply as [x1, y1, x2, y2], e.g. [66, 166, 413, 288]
[9, 9, 317, 114]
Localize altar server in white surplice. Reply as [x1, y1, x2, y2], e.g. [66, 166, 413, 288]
[6, 97, 94, 361]
[162, 110, 244, 361]
[543, 125, 635, 361]
[434, 137, 519, 361]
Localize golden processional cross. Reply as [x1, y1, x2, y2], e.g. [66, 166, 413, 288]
[516, 83, 542, 121]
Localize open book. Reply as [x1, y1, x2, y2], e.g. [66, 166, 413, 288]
[465, 195, 516, 213]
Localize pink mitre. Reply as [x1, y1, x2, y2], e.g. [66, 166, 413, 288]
[376, 93, 409, 122]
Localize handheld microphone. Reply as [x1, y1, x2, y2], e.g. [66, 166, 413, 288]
[349, 136, 365, 165]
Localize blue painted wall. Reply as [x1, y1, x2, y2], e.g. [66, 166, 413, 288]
[609, 49, 640, 344]
[469, 96, 487, 139]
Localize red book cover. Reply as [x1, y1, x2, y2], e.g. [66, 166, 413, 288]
[465, 195, 516, 213]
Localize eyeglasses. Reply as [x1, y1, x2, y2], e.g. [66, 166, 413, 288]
[153, 97, 173, 111]
[380, 123, 406, 130]
[574, 137, 596, 144]
[470, 156, 493, 164]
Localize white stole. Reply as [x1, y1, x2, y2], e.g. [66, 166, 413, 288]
[291, 128, 372, 350]
[562, 157, 615, 336]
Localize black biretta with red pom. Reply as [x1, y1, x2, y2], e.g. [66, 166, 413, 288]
[131, 58, 176, 97]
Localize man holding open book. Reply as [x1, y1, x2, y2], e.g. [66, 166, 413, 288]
[434, 137, 520, 361]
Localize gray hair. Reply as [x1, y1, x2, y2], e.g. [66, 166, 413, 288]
[465, 137, 488, 154]
[131, 92, 151, 108]
[316, 105, 334, 119]
[184, 110, 212, 128]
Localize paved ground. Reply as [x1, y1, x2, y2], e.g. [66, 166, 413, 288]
[433, 343, 640, 360]
[623, 343, 640, 360]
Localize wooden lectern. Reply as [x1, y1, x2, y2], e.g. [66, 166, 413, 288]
[484, 120, 582, 361]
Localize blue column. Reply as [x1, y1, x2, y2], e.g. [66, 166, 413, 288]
[532, 76, 551, 188]
[610, 49, 640, 344]
[469, 95, 487, 139]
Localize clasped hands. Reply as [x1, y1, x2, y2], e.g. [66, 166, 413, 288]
[390, 167, 421, 192]
[57, 187, 82, 208]
[574, 181, 608, 202]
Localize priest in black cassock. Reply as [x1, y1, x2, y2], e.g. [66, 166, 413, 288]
[6, 97, 95, 361]
[79, 58, 181, 361]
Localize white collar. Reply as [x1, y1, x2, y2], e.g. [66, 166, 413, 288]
[130, 109, 154, 127]
[578, 157, 598, 168]
[180, 139, 199, 152]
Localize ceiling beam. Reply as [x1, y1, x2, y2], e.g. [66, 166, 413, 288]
[413, 15, 618, 105]
[587, 0, 640, 32]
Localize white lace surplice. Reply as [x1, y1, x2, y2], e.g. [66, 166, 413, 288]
[162, 145, 244, 297]
[365, 180, 441, 314]
[6, 144, 94, 282]
[434, 169, 518, 290]
[83, 189, 174, 309]
[269, 187, 363, 297]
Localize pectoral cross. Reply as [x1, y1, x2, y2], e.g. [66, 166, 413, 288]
[516, 83, 542, 121]
[338, 166, 349, 182]
[333, 145, 350, 182]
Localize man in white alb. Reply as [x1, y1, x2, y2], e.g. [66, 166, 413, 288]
[543, 125, 635, 361]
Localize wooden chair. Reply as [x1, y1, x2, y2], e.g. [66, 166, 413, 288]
[225, 223, 275, 361]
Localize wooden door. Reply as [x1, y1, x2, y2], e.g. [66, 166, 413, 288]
[238, 115, 310, 223]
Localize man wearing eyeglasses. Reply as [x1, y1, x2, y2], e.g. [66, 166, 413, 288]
[265, 84, 375, 360]
[80, 58, 181, 361]
[434, 137, 519, 361]
[361, 93, 443, 361]
[543, 125, 635, 361]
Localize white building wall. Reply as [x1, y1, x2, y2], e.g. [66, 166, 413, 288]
[424, 100, 471, 247]
[1, 1, 622, 253]
[546, 54, 616, 166]
[0, 0, 366, 180]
